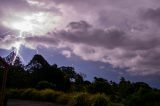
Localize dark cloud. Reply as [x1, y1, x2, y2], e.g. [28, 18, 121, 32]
[142, 8, 160, 25]
[57, 21, 159, 51]
[17, 20, 160, 75]
[58, 27, 126, 49]
[25, 35, 59, 47]
[50, 21, 160, 75]
[1, 0, 160, 76]
[67, 21, 91, 32]
[0, 25, 11, 36]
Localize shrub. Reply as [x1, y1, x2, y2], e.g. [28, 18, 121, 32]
[40, 89, 63, 102]
[8, 88, 65, 103]
[36, 81, 54, 90]
[20, 88, 41, 100]
[91, 94, 108, 106]
[8, 89, 123, 106]
[20, 88, 34, 99]
[69, 93, 90, 106]
[56, 93, 73, 104]
[30, 89, 42, 100]
[7, 89, 23, 98]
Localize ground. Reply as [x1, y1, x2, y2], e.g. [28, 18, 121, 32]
[7, 99, 64, 106]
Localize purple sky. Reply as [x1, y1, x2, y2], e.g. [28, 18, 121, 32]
[1, 0, 160, 87]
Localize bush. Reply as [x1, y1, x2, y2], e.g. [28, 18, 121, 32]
[56, 93, 73, 104]
[7, 89, 23, 98]
[20, 88, 35, 99]
[69, 93, 90, 106]
[40, 89, 63, 102]
[36, 81, 54, 90]
[8, 88, 67, 103]
[8, 89, 123, 106]
[91, 94, 108, 106]
[30, 89, 41, 100]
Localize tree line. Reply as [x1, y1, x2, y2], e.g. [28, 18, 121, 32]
[1, 54, 160, 106]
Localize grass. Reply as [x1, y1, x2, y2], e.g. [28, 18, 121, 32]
[7, 88, 124, 106]
[91, 93, 109, 106]
[69, 93, 90, 106]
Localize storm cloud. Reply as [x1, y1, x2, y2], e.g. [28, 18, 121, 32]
[1, 0, 160, 75]
[142, 8, 160, 25]
[18, 20, 160, 75]
[55, 21, 160, 75]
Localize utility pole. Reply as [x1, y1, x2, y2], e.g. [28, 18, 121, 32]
[0, 57, 8, 106]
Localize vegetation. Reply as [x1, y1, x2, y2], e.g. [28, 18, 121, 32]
[1, 54, 160, 106]
[7, 88, 124, 106]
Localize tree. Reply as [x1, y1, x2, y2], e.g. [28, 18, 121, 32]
[13, 57, 23, 67]
[7, 66, 30, 88]
[118, 77, 134, 98]
[60, 66, 76, 81]
[36, 81, 54, 90]
[88, 77, 111, 94]
[75, 74, 84, 85]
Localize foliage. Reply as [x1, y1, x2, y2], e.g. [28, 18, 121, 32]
[1, 54, 160, 106]
[8, 88, 64, 102]
[91, 93, 108, 106]
[88, 77, 111, 94]
[36, 81, 54, 90]
[69, 93, 90, 106]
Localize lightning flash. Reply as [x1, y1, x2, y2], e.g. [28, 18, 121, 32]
[2, 12, 61, 65]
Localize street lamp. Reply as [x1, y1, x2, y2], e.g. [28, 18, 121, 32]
[0, 57, 8, 106]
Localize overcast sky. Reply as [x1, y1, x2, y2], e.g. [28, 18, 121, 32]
[1, 0, 160, 87]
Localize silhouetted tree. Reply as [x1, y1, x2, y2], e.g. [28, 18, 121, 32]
[118, 77, 134, 98]
[88, 77, 111, 94]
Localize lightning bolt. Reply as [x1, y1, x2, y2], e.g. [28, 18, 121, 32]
[11, 30, 24, 65]
[3, 13, 48, 65]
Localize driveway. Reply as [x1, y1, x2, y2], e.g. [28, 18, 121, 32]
[7, 99, 65, 106]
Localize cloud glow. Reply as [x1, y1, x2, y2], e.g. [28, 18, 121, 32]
[1, 0, 160, 76]
[2, 12, 62, 35]
[12, 21, 33, 32]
